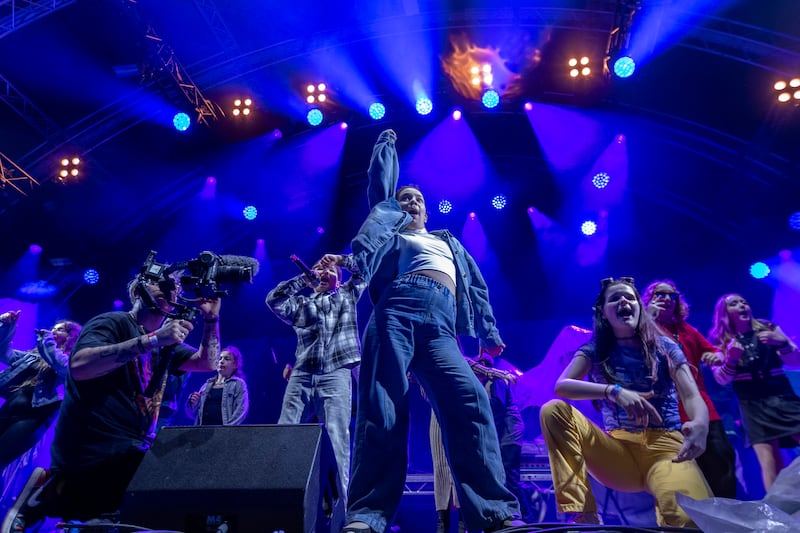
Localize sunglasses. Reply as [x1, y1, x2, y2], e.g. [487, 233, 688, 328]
[600, 276, 635, 289]
[653, 291, 679, 301]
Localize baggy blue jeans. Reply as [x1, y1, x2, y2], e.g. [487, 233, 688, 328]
[346, 274, 520, 532]
[278, 366, 353, 504]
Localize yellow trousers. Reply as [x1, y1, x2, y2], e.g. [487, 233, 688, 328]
[539, 399, 711, 527]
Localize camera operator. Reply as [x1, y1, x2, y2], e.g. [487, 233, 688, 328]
[3, 270, 221, 532]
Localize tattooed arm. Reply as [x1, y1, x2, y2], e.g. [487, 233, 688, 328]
[179, 318, 220, 372]
[70, 336, 148, 381]
[179, 298, 221, 372]
[71, 316, 192, 381]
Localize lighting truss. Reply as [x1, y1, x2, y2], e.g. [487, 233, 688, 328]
[605, 0, 642, 74]
[0, 151, 39, 196]
[144, 25, 223, 127]
[0, 0, 76, 40]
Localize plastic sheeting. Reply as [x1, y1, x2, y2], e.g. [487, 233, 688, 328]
[678, 455, 800, 533]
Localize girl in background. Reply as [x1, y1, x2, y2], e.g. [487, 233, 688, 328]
[709, 293, 800, 491]
[186, 345, 249, 425]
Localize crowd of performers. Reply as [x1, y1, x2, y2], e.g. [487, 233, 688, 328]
[1, 129, 800, 533]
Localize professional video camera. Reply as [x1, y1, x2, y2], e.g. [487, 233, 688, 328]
[138, 250, 259, 320]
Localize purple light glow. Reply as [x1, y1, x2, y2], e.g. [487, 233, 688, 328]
[29, 244, 43, 255]
[461, 213, 487, 262]
[403, 115, 486, 203]
[253, 238, 267, 262]
[200, 176, 217, 200]
[582, 136, 629, 210]
[524, 102, 533, 112]
[525, 103, 605, 173]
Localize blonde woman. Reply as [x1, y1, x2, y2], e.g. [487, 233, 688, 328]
[709, 293, 800, 491]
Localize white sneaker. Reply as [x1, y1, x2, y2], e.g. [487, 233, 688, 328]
[1, 467, 47, 533]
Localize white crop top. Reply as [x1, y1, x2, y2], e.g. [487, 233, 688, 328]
[398, 229, 456, 286]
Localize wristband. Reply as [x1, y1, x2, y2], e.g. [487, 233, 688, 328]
[136, 335, 147, 354]
[608, 383, 622, 400]
[147, 332, 159, 348]
[204, 317, 219, 324]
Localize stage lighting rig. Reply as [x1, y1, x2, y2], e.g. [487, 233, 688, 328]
[605, 0, 642, 78]
[774, 78, 800, 105]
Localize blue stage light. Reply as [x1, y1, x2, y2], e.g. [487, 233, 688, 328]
[438, 200, 453, 214]
[581, 220, 597, 236]
[415, 97, 433, 116]
[749, 262, 770, 279]
[592, 172, 610, 189]
[369, 103, 386, 120]
[613, 56, 636, 78]
[789, 212, 800, 230]
[83, 269, 100, 285]
[172, 112, 191, 132]
[481, 89, 500, 109]
[307, 108, 323, 126]
[491, 194, 507, 210]
[243, 206, 258, 221]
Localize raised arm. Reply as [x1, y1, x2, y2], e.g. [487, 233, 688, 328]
[367, 129, 399, 208]
[319, 253, 368, 300]
[0, 310, 20, 363]
[266, 277, 307, 324]
[37, 330, 69, 377]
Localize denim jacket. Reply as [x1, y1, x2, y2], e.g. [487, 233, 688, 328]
[0, 321, 68, 407]
[351, 130, 503, 347]
[186, 375, 249, 426]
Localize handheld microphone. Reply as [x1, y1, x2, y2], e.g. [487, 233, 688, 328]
[289, 254, 319, 285]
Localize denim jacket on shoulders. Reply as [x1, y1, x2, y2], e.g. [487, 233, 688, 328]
[186, 375, 249, 426]
[351, 130, 503, 348]
[0, 321, 68, 407]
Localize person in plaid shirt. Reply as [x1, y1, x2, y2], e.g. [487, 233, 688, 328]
[266, 253, 366, 504]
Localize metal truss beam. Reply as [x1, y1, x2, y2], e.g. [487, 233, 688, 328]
[190, 0, 241, 58]
[0, 72, 60, 138]
[0, 0, 76, 40]
[143, 26, 223, 126]
[0, 151, 39, 196]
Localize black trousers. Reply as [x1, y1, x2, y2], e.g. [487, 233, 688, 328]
[501, 444, 536, 522]
[695, 419, 738, 499]
[23, 449, 145, 522]
[0, 388, 59, 471]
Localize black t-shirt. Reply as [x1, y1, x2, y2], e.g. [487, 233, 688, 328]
[51, 312, 194, 472]
[202, 387, 224, 425]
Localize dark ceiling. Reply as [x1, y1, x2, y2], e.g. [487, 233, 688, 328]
[1, 0, 800, 349]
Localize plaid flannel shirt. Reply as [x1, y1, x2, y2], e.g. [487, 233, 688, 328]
[267, 255, 366, 374]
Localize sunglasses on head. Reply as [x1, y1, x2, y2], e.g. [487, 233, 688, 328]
[653, 290, 679, 300]
[600, 276, 635, 289]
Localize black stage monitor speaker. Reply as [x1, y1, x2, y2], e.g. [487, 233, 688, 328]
[120, 424, 344, 533]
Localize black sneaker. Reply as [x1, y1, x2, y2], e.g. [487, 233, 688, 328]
[1, 467, 47, 533]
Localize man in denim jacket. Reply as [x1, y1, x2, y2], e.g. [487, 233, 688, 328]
[339, 129, 523, 533]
